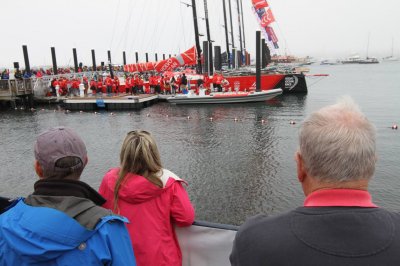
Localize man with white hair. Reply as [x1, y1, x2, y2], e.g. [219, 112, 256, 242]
[230, 97, 400, 265]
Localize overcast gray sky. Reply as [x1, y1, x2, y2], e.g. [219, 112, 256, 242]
[1, 0, 399, 68]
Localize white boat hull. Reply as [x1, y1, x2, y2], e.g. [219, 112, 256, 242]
[167, 89, 282, 104]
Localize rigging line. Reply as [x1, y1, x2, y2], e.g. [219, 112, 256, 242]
[128, 0, 147, 56]
[147, 0, 166, 55]
[109, 0, 121, 49]
[152, 1, 171, 55]
[274, 21, 288, 55]
[137, 0, 158, 57]
[179, 3, 188, 50]
[116, 0, 134, 54]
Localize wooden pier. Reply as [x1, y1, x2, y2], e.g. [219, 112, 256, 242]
[0, 79, 34, 108]
[63, 94, 160, 110]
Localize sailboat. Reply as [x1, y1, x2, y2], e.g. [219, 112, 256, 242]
[359, 33, 379, 64]
[382, 38, 398, 62]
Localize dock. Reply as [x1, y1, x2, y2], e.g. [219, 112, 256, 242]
[63, 94, 160, 110]
[0, 79, 34, 108]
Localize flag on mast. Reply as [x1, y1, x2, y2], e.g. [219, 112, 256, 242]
[251, 0, 279, 52]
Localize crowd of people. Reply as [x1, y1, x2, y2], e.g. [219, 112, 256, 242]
[1, 97, 399, 265]
[2, 65, 233, 98]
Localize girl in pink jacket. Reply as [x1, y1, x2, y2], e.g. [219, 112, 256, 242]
[99, 130, 195, 266]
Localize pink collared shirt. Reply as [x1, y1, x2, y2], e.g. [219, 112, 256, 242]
[304, 189, 378, 208]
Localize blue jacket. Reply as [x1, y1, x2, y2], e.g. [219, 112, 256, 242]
[0, 199, 136, 265]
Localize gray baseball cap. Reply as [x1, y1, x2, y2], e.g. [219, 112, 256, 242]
[34, 127, 87, 177]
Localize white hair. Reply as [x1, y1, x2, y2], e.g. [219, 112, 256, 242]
[299, 96, 376, 182]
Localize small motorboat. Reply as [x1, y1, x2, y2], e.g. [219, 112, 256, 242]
[166, 88, 282, 105]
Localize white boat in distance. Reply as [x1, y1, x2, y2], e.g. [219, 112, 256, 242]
[166, 89, 282, 104]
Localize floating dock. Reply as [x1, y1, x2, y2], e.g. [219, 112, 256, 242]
[63, 94, 159, 110]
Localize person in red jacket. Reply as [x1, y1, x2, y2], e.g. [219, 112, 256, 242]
[114, 76, 120, 94]
[97, 78, 103, 94]
[105, 76, 113, 95]
[90, 79, 97, 95]
[163, 75, 171, 95]
[212, 72, 223, 92]
[125, 76, 131, 94]
[99, 130, 195, 266]
[132, 74, 139, 95]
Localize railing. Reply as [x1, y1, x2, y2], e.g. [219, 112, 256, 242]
[0, 79, 33, 99]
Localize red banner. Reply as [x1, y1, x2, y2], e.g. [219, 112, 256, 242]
[265, 26, 278, 43]
[260, 8, 275, 27]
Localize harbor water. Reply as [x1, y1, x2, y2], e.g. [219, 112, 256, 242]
[0, 63, 399, 226]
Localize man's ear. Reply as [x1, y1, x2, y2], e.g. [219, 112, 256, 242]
[295, 152, 307, 183]
[34, 160, 44, 179]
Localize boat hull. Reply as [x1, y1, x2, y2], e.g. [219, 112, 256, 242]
[224, 73, 307, 93]
[167, 89, 282, 104]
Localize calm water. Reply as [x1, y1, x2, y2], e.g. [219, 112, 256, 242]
[1, 63, 399, 225]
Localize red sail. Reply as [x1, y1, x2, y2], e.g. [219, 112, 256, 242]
[126, 46, 197, 73]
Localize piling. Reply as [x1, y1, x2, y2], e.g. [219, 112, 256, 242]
[256, 31, 261, 92]
[91, 49, 96, 70]
[22, 45, 31, 74]
[73, 48, 78, 72]
[214, 46, 221, 71]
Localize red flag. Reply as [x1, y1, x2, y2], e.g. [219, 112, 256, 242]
[252, 0, 268, 9]
[260, 8, 275, 27]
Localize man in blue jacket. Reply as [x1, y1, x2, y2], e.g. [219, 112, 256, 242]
[230, 97, 400, 265]
[0, 126, 136, 266]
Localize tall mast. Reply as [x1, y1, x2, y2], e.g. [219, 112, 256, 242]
[203, 0, 213, 74]
[191, 0, 202, 73]
[239, 0, 246, 52]
[236, 0, 243, 62]
[228, 0, 235, 48]
[222, 0, 231, 68]
[366, 32, 370, 59]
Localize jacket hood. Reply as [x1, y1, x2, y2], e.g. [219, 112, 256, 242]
[103, 168, 184, 204]
[0, 199, 100, 263]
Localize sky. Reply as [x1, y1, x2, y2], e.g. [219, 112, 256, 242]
[1, 0, 400, 68]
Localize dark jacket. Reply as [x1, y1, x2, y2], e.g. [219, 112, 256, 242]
[230, 207, 400, 266]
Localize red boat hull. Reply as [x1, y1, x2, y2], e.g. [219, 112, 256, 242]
[225, 73, 308, 93]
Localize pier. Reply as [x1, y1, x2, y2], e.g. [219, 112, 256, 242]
[0, 79, 34, 109]
[64, 94, 159, 111]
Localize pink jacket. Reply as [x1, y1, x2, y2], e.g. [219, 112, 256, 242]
[99, 168, 195, 266]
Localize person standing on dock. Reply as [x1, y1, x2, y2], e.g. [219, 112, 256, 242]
[99, 130, 195, 266]
[230, 97, 400, 266]
[180, 73, 188, 93]
[105, 75, 113, 96]
[0, 127, 136, 266]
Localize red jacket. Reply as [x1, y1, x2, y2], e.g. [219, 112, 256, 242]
[99, 168, 195, 266]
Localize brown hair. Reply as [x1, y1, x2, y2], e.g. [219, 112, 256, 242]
[113, 130, 163, 212]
